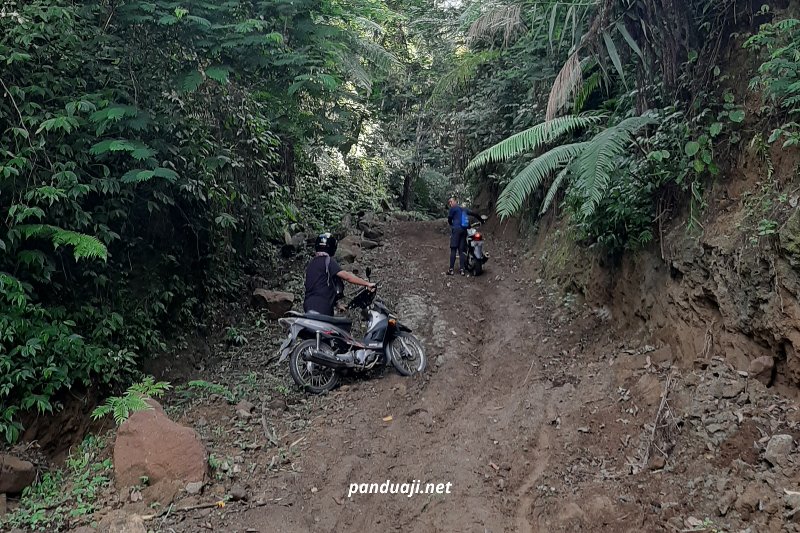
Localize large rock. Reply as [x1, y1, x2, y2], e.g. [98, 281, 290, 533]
[113, 400, 207, 489]
[765, 434, 795, 467]
[97, 510, 146, 533]
[748, 356, 775, 386]
[336, 235, 362, 264]
[0, 454, 36, 494]
[252, 289, 294, 318]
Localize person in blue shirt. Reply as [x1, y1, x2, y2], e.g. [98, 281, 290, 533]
[446, 198, 482, 275]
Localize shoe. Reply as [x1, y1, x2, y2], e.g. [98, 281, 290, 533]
[447, 268, 454, 276]
[459, 269, 466, 276]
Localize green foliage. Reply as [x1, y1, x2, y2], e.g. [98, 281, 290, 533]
[91, 377, 171, 425]
[0, 0, 403, 440]
[745, 13, 800, 146]
[477, 114, 654, 220]
[1, 435, 112, 532]
[177, 380, 236, 403]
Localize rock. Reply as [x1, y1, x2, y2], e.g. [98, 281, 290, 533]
[230, 484, 248, 501]
[748, 356, 775, 386]
[765, 434, 794, 467]
[360, 211, 376, 225]
[648, 455, 666, 471]
[718, 490, 737, 516]
[0, 493, 6, 516]
[721, 380, 745, 399]
[779, 207, 800, 265]
[235, 399, 255, 419]
[336, 235, 362, 264]
[186, 481, 204, 495]
[361, 226, 384, 240]
[785, 490, 800, 510]
[252, 289, 294, 319]
[114, 400, 207, 489]
[735, 483, 765, 519]
[97, 510, 146, 533]
[361, 239, 381, 250]
[0, 454, 36, 494]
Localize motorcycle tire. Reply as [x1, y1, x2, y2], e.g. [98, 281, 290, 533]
[289, 339, 340, 394]
[472, 260, 483, 276]
[387, 332, 427, 376]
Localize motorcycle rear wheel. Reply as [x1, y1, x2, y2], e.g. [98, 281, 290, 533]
[387, 332, 427, 376]
[472, 259, 483, 276]
[289, 339, 340, 394]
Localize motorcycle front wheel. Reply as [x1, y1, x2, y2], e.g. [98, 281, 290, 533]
[289, 339, 340, 394]
[387, 332, 427, 376]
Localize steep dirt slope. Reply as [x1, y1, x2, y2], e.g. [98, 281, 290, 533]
[148, 219, 800, 533]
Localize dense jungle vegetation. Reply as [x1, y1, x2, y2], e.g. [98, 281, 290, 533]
[1, 0, 797, 441]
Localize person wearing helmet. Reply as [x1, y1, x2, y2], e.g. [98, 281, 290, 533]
[446, 198, 484, 276]
[303, 233, 376, 316]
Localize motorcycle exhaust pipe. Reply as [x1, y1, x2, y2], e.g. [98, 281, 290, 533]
[306, 349, 351, 369]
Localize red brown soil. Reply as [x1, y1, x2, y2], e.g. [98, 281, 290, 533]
[92, 219, 800, 533]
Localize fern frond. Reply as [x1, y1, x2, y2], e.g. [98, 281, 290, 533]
[540, 164, 571, 214]
[16, 224, 108, 261]
[466, 114, 604, 172]
[467, 4, 526, 47]
[496, 142, 589, 219]
[546, 51, 582, 120]
[428, 51, 500, 105]
[574, 115, 656, 217]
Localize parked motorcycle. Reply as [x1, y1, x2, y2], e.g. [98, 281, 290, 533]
[465, 217, 489, 276]
[276, 269, 426, 393]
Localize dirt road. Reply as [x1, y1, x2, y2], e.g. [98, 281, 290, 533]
[161, 219, 800, 533]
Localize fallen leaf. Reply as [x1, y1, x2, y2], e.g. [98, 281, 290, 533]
[382, 415, 393, 422]
[577, 427, 590, 433]
[489, 462, 499, 471]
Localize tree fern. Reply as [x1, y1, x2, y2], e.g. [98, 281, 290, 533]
[16, 224, 108, 261]
[496, 142, 588, 218]
[466, 114, 604, 172]
[573, 115, 655, 217]
[540, 164, 572, 214]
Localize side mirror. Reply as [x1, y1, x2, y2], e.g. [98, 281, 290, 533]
[366, 267, 372, 279]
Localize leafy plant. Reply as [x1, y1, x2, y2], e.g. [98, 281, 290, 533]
[1, 435, 112, 532]
[91, 377, 171, 425]
[467, 113, 655, 219]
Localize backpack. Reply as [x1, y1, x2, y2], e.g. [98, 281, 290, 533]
[460, 208, 470, 228]
[325, 256, 345, 302]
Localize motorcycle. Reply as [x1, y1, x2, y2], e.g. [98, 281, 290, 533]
[276, 269, 426, 393]
[465, 216, 489, 276]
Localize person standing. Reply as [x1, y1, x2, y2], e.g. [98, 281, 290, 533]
[446, 198, 481, 275]
[304, 233, 375, 316]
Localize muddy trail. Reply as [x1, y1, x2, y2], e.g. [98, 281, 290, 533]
[136, 219, 800, 533]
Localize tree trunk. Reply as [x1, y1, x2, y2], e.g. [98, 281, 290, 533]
[402, 115, 424, 210]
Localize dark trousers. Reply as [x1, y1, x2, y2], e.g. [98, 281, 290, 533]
[449, 227, 467, 270]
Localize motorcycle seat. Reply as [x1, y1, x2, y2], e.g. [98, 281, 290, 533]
[288, 310, 352, 326]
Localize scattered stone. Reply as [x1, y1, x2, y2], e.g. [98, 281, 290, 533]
[114, 400, 208, 489]
[765, 434, 794, 467]
[361, 239, 381, 250]
[97, 510, 146, 533]
[235, 399, 255, 419]
[0, 493, 6, 517]
[718, 490, 736, 516]
[648, 455, 666, 471]
[785, 490, 800, 510]
[735, 483, 764, 519]
[722, 380, 746, 399]
[0, 454, 36, 494]
[230, 484, 248, 501]
[362, 226, 384, 240]
[251, 289, 294, 319]
[336, 235, 362, 264]
[186, 481, 204, 495]
[748, 356, 775, 386]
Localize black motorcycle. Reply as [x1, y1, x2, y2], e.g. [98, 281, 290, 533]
[465, 217, 489, 276]
[276, 269, 426, 393]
